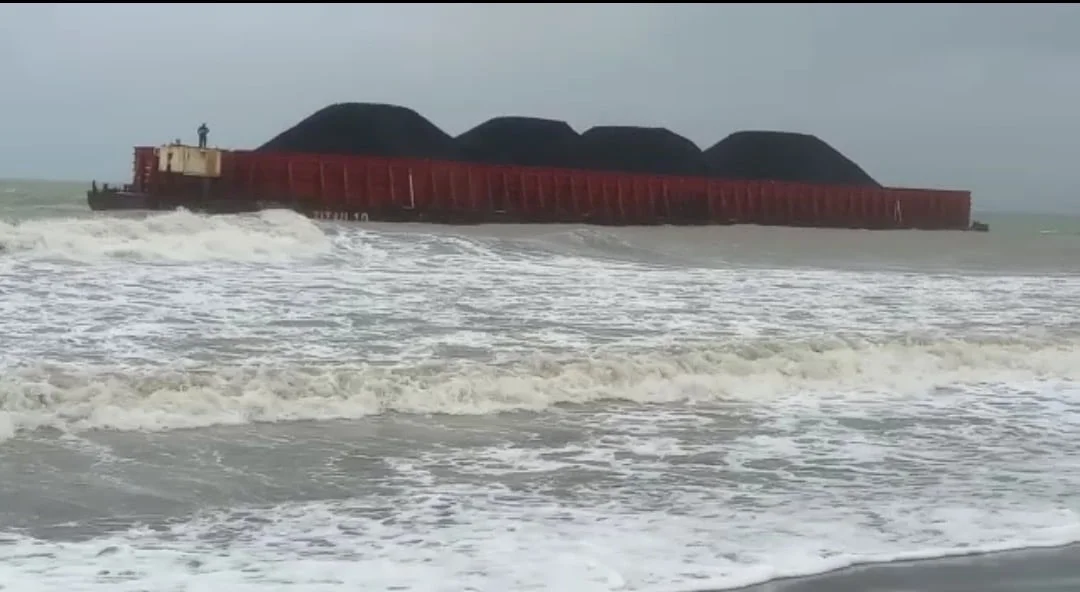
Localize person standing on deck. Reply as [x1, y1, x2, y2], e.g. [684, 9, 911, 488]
[197, 123, 209, 148]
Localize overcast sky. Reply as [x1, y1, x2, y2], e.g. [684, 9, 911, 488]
[1, 3, 1077, 213]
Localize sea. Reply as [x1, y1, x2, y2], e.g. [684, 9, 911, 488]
[1, 178, 1079, 592]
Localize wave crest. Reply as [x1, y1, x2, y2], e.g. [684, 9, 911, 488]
[1, 334, 1076, 440]
[0, 208, 329, 262]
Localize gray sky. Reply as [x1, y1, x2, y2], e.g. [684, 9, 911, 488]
[1, 3, 1078, 213]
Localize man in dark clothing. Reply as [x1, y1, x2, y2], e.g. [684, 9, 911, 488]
[197, 123, 209, 148]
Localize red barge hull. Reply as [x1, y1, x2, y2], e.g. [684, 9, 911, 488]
[87, 145, 974, 230]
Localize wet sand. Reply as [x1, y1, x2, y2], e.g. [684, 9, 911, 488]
[732, 544, 1080, 591]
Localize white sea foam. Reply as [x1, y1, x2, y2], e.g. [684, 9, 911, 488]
[2, 202, 1080, 591]
[1, 505, 1077, 592]
[3, 418, 1080, 592]
[1, 210, 1076, 370]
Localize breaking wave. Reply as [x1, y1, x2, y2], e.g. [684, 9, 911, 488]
[2, 334, 1077, 441]
[0, 208, 330, 262]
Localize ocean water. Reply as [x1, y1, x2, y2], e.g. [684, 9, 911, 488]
[1, 179, 1080, 592]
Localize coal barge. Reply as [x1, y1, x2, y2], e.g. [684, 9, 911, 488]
[87, 103, 978, 230]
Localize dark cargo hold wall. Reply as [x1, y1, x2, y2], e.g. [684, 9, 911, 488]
[457, 117, 583, 169]
[256, 102, 463, 161]
[94, 143, 974, 230]
[577, 126, 707, 176]
[703, 131, 881, 187]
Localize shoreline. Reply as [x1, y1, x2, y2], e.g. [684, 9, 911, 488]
[722, 542, 1080, 592]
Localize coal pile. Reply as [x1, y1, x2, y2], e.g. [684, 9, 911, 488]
[703, 131, 880, 187]
[457, 117, 583, 168]
[256, 102, 462, 161]
[577, 126, 706, 176]
[254, 103, 883, 187]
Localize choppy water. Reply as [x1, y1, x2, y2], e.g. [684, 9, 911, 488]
[2, 179, 1080, 592]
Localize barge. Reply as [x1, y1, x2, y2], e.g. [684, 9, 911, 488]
[87, 143, 975, 230]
